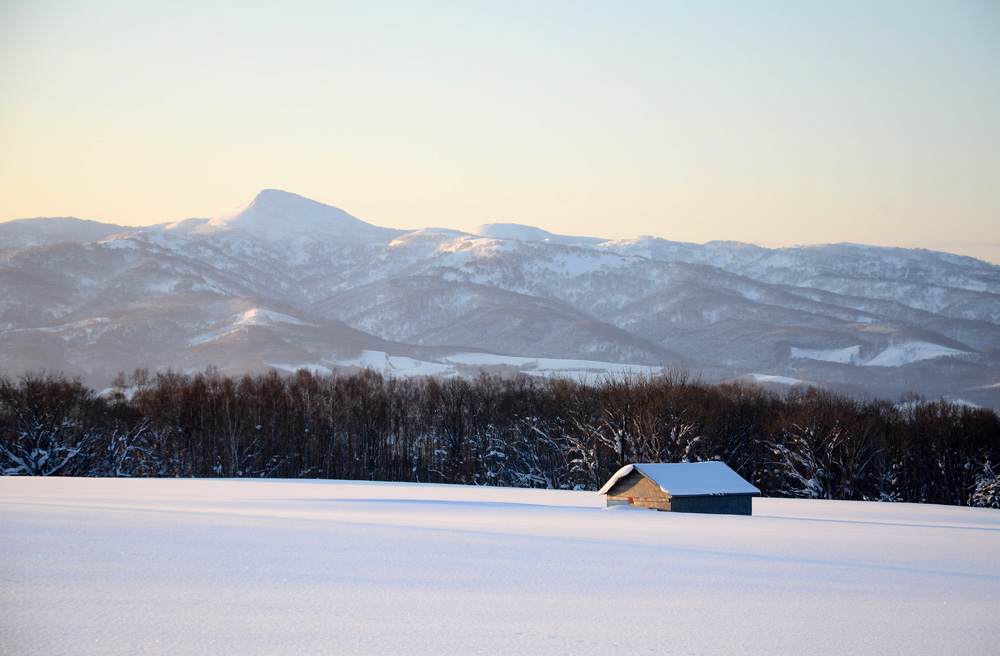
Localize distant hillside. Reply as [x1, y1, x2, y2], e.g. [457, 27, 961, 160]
[2, 189, 999, 405]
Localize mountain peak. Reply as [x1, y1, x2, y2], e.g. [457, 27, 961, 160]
[247, 188, 315, 210]
[195, 190, 399, 242]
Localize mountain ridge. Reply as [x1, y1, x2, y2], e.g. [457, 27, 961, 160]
[2, 189, 998, 406]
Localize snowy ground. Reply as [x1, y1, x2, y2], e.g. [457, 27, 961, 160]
[2, 478, 999, 655]
[319, 349, 669, 379]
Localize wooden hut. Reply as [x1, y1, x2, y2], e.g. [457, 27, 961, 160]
[599, 462, 760, 515]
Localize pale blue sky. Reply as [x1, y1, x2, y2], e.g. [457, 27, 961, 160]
[2, 1, 998, 260]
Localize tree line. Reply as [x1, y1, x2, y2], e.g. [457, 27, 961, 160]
[1, 368, 998, 507]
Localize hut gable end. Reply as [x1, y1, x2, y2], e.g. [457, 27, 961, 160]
[604, 469, 673, 511]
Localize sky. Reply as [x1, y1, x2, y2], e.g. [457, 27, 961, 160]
[1, 1, 998, 261]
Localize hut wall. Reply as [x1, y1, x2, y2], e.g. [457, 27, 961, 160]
[670, 494, 753, 516]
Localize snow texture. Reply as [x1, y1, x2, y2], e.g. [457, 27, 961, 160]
[2, 478, 998, 655]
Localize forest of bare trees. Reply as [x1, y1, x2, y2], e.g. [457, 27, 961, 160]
[2, 368, 998, 507]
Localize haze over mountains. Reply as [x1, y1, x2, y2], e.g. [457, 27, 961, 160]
[2, 189, 998, 406]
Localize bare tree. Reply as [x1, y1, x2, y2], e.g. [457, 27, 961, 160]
[0, 373, 99, 476]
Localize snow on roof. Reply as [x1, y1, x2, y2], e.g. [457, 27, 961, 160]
[598, 462, 760, 497]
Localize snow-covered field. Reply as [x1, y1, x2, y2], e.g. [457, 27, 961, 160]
[293, 349, 670, 379]
[2, 478, 998, 655]
[790, 342, 968, 368]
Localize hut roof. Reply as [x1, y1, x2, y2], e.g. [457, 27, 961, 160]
[598, 462, 760, 497]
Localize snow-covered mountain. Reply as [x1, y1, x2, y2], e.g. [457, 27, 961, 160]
[2, 189, 998, 405]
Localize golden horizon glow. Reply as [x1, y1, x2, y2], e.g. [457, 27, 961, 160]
[1, 1, 998, 262]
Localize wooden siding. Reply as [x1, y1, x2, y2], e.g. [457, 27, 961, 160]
[605, 469, 673, 511]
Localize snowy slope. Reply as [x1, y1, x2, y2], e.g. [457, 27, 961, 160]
[2, 477, 998, 655]
[470, 222, 608, 246]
